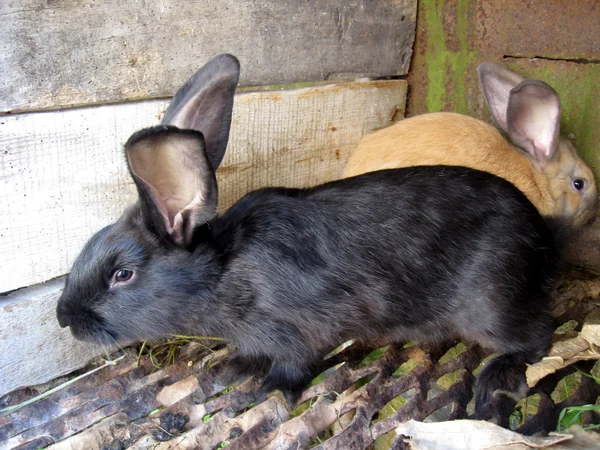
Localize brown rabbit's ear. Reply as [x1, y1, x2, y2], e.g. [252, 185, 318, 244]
[125, 127, 217, 247]
[161, 53, 240, 172]
[478, 63, 560, 166]
[477, 62, 525, 132]
[506, 79, 561, 165]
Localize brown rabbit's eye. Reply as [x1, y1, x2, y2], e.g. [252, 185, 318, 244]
[573, 179, 585, 191]
[114, 269, 133, 282]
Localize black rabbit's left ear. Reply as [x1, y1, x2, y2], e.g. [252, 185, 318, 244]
[125, 127, 216, 247]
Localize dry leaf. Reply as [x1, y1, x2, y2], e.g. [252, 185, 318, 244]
[552, 278, 600, 318]
[557, 425, 600, 450]
[526, 310, 600, 387]
[395, 420, 572, 449]
[580, 309, 600, 346]
[526, 356, 567, 387]
[555, 279, 600, 304]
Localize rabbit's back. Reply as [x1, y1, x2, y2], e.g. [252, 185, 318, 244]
[212, 166, 556, 360]
[343, 113, 547, 212]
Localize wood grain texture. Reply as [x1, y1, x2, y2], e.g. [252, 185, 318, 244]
[0, 0, 416, 112]
[0, 80, 407, 293]
[0, 278, 108, 398]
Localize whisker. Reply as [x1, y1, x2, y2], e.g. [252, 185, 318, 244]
[96, 332, 111, 361]
[93, 323, 115, 362]
[102, 344, 112, 362]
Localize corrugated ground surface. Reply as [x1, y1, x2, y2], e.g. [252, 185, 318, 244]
[1, 272, 599, 450]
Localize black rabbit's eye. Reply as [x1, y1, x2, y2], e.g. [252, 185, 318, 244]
[573, 178, 585, 191]
[114, 269, 133, 282]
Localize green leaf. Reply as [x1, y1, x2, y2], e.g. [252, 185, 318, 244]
[574, 366, 600, 384]
[556, 404, 600, 431]
[509, 405, 523, 429]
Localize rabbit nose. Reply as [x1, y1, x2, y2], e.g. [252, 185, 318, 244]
[56, 304, 71, 328]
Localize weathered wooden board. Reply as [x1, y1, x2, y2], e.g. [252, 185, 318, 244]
[0, 80, 407, 293]
[0, 0, 416, 112]
[0, 278, 106, 398]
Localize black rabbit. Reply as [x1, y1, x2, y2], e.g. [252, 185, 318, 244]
[56, 54, 558, 412]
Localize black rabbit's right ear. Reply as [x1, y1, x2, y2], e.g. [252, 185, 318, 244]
[161, 53, 240, 172]
[125, 127, 217, 247]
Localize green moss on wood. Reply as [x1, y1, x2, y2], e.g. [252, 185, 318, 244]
[449, 0, 476, 114]
[424, 0, 449, 113]
[423, 0, 478, 114]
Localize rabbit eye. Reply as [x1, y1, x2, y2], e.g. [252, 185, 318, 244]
[114, 269, 134, 282]
[572, 178, 585, 191]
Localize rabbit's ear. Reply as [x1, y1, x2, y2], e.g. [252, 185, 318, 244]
[505, 79, 561, 165]
[161, 54, 240, 172]
[125, 127, 217, 247]
[477, 63, 524, 132]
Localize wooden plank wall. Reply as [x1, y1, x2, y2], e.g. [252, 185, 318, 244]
[1, 81, 407, 294]
[0, 1, 416, 396]
[1, 0, 416, 112]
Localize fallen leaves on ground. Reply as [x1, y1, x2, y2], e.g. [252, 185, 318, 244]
[526, 309, 600, 387]
[395, 419, 600, 450]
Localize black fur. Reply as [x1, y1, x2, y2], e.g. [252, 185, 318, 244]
[56, 53, 557, 413]
[57, 166, 557, 412]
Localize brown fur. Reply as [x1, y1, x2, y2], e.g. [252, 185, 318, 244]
[344, 112, 597, 227]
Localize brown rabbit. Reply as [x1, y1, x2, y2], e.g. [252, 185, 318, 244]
[344, 63, 597, 229]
